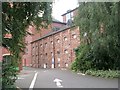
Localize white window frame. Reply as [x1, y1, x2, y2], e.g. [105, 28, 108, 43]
[57, 39, 60, 43]
[64, 49, 68, 54]
[64, 37, 67, 41]
[73, 34, 77, 39]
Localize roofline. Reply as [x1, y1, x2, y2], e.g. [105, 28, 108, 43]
[52, 21, 66, 25]
[31, 25, 75, 43]
[61, 7, 78, 16]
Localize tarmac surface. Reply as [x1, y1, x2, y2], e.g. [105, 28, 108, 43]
[15, 67, 118, 89]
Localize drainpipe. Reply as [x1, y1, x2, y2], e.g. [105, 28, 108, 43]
[52, 34, 55, 68]
[38, 43, 39, 68]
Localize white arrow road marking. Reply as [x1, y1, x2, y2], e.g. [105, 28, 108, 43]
[54, 78, 63, 88]
[29, 72, 38, 89]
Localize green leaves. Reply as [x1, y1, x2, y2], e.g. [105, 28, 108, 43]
[85, 70, 119, 78]
[2, 2, 52, 88]
[72, 2, 120, 75]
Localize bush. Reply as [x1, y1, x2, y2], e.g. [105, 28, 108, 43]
[85, 69, 120, 78]
[2, 55, 18, 89]
[71, 44, 93, 72]
[71, 61, 78, 72]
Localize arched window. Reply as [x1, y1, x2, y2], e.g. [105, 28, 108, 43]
[64, 49, 68, 54]
[57, 39, 60, 43]
[45, 43, 47, 47]
[2, 54, 12, 64]
[51, 41, 53, 44]
[72, 34, 77, 39]
[40, 44, 42, 47]
[64, 37, 67, 41]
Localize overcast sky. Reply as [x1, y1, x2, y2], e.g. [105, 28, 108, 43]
[52, 0, 78, 22]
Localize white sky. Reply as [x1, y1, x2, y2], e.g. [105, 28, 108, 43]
[52, 0, 79, 22]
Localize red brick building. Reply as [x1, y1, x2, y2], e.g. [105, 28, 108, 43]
[0, 33, 12, 62]
[31, 26, 80, 68]
[62, 8, 78, 23]
[30, 8, 80, 68]
[22, 18, 66, 66]
[1, 8, 80, 69]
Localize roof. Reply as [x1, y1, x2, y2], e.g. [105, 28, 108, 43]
[52, 18, 61, 22]
[61, 7, 78, 16]
[52, 17, 66, 24]
[31, 25, 75, 43]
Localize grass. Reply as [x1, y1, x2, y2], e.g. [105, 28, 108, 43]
[85, 69, 120, 78]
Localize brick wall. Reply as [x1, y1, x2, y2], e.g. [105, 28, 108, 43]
[23, 21, 66, 67]
[22, 25, 33, 67]
[22, 34, 32, 66]
[63, 16, 66, 23]
[31, 26, 80, 68]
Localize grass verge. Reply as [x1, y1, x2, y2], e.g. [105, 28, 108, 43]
[85, 69, 120, 78]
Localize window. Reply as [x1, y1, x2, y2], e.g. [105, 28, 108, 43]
[57, 39, 60, 43]
[64, 49, 68, 54]
[57, 51, 60, 54]
[58, 58, 60, 62]
[66, 11, 74, 23]
[3, 55, 12, 64]
[57, 51, 60, 57]
[41, 54, 42, 57]
[66, 13, 71, 23]
[64, 37, 67, 41]
[51, 41, 53, 44]
[72, 34, 77, 39]
[65, 63, 68, 67]
[51, 52, 53, 56]
[58, 63, 60, 67]
[71, 12, 74, 20]
[36, 45, 38, 48]
[45, 43, 47, 46]
[40, 44, 42, 47]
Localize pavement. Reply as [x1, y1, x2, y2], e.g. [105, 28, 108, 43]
[15, 67, 118, 89]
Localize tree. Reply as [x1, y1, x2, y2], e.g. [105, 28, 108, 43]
[73, 2, 120, 72]
[2, 2, 52, 89]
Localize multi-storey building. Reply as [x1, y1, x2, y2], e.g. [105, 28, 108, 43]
[30, 8, 80, 68]
[1, 7, 79, 69]
[22, 18, 66, 66]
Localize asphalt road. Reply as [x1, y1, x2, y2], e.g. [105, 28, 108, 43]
[15, 67, 118, 89]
